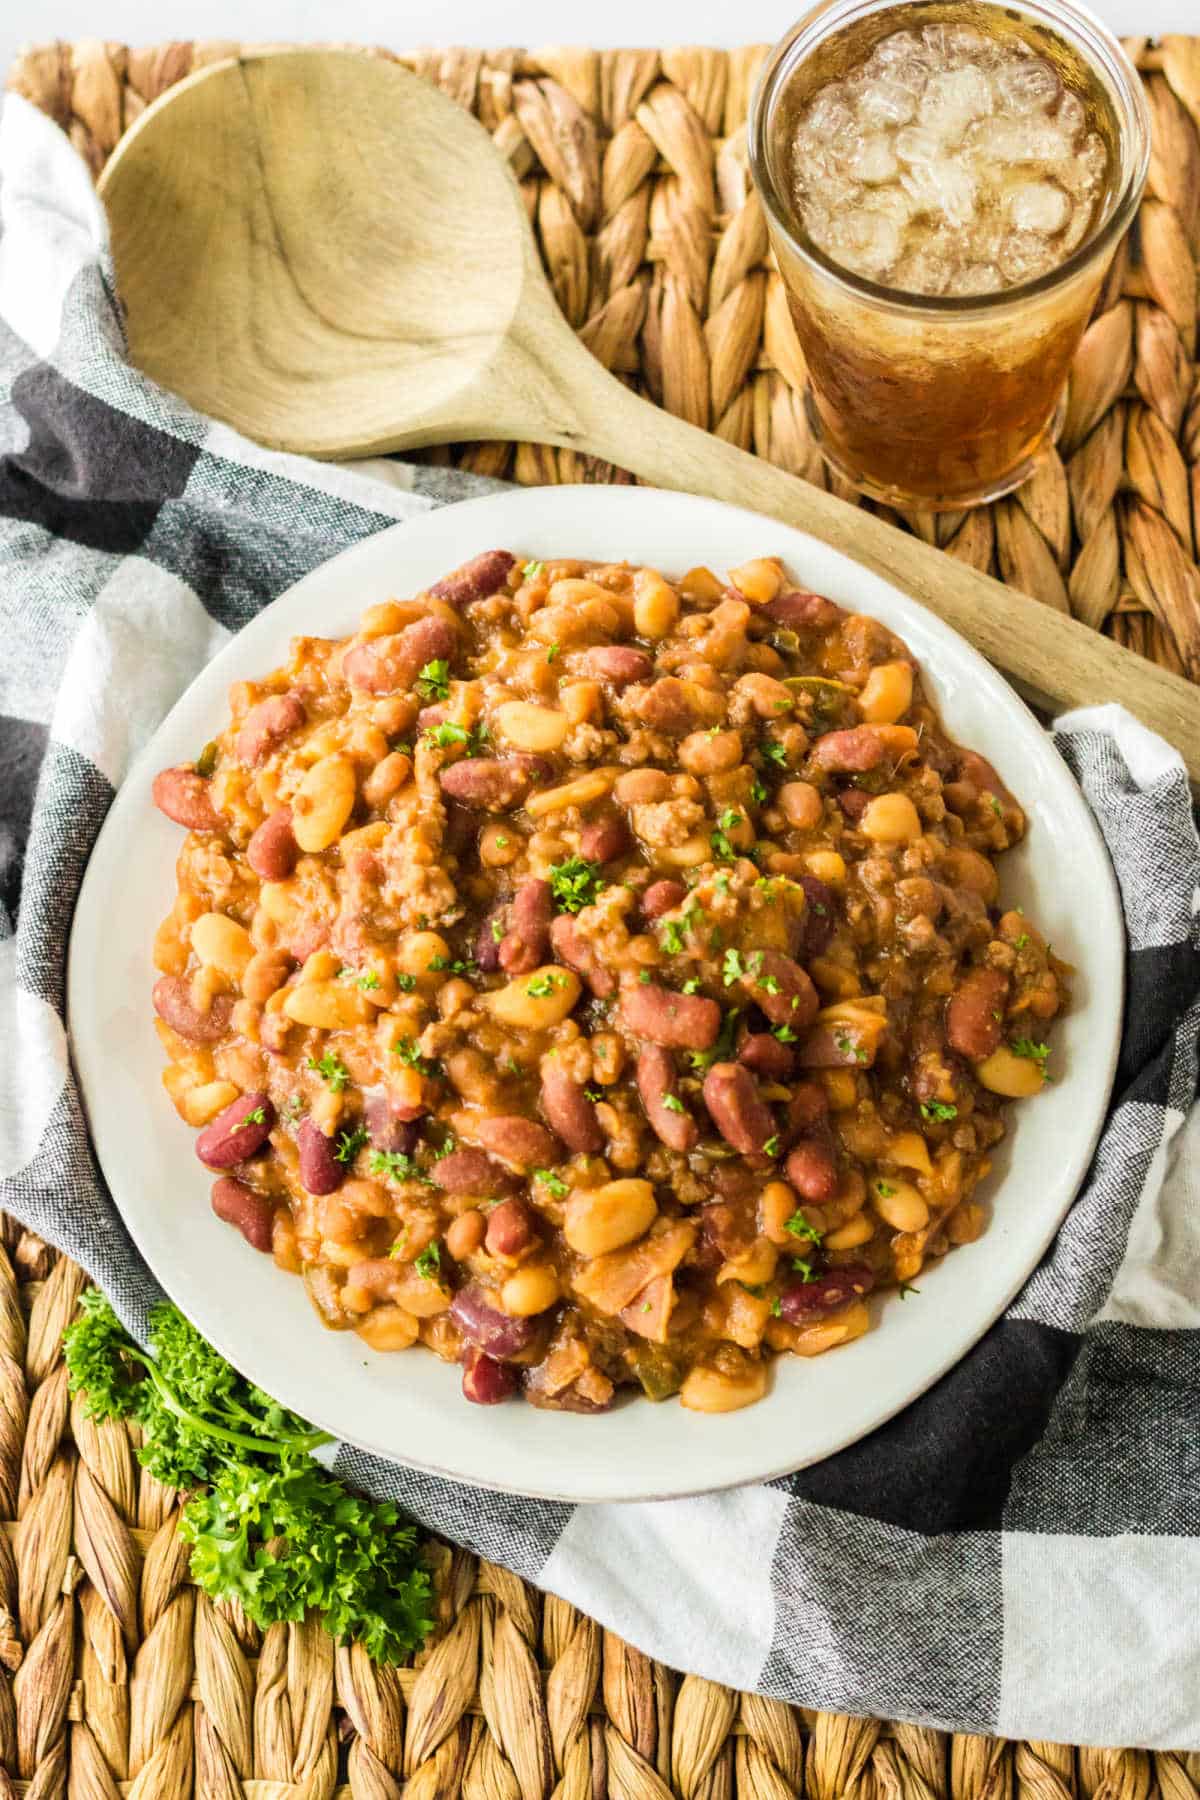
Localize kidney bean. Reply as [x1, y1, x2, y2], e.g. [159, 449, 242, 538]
[152, 975, 234, 1044]
[702, 1063, 775, 1155]
[797, 874, 836, 959]
[779, 1263, 875, 1321]
[475, 906, 505, 972]
[737, 949, 819, 1030]
[498, 878, 553, 976]
[631, 677, 710, 735]
[737, 1029, 796, 1079]
[152, 765, 223, 832]
[450, 1284, 534, 1359]
[785, 1137, 839, 1203]
[795, 1024, 874, 1069]
[344, 616, 457, 696]
[946, 966, 1010, 1061]
[439, 756, 547, 812]
[235, 693, 306, 765]
[474, 1115, 563, 1172]
[485, 1197, 537, 1259]
[550, 915, 615, 997]
[429, 549, 515, 606]
[579, 813, 630, 863]
[247, 807, 299, 881]
[195, 1091, 275, 1169]
[431, 1148, 515, 1195]
[811, 725, 918, 773]
[297, 1117, 344, 1195]
[640, 879, 688, 922]
[211, 1178, 275, 1252]
[417, 702, 448, 731]
[540, 1061, 603, 1154]
[783, 1080, 830, 1135]
[462, 1349, 518, 1405]
[764, 589, 842, 631]
[838, 788, 870, 821]
[576, 646, 654, 686]
[620, 981, 720, 1050]
[363, 1089, 419, 1156]
[636, 1045, 697, 1153]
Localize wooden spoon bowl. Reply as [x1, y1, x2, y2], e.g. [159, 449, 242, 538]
[99, 48, 1200, 774]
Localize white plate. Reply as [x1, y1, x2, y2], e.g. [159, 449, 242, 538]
[68, 485, 1123, 1503]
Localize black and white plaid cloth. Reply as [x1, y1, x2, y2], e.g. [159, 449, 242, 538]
[2, 94, 1199, 1749]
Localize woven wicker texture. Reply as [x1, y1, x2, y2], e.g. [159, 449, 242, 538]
[3, 35, 1200, 1794]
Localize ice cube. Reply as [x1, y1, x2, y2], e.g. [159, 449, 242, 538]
[805, 86, 857, 147]
[997, 229, 1054, 285]
[901, 159, 978, 228]
[853, 75, 918, 128]
[1056, 91, 1087, 141]
[943, 25, 992, 64]
[895, 126, 941, 164]
[1007, 180, 1070, 235]
[821, 207, 903, 278]
[893, 245, 952, 296]
[945, 262, 1002, 296]
[846, 134, 900, 184]
[918, 66, 993, 143]
[994, 54, 1061, 114]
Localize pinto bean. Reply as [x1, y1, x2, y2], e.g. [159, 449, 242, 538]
[797, 874, 836, 958]
[431, 1148, 515, 1195]
[640, 879, 688, 922]
[785, 1137, 839, 1202]
[764, 589, 842, 630]
[297, 1118, 344, 1195]
[211, 1178, 274, 1252]
[429, 549, 515, 606]
[576, 646, 653, 686]
[946, 966, 1010, 1061]
[737, 950, 819, 1030]
[450, 1284, 534, 1359]
[550, 914, 615, 997]
[620, 981, 720, 1050]
[417, 702, 448, 731]
[630, 677, 722, 735]
[152, 975, 234, 1044]
[195, 1092, 275, 1169]
[702, 1062, 775, 1155]
[344, 616, 457, 696]
[737, 1030, 796, 1079]
[235, 693, 306, 765]
[498, 878, 553, 976]
[152, 766, 223, 832]
[779, 1263, 875, 1321]
[247, 807, 299, 881]
[363, 1090, 419, 1156]
[810, 724, 918, 773]
[636, 1045, 698, 1152]
[579, 813, 630, 863]
[485, 1198, 537, 1259]
[462, 1349, 518, 1404]
[540, 1061, 604, 1153]
[439, 756, 548, 811]
[474, 1115, 563, 1172]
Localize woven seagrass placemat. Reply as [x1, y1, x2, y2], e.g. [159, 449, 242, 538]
[3, 36, 1200, 1796]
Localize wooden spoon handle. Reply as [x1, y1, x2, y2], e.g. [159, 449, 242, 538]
[566, 362, 1200, 779]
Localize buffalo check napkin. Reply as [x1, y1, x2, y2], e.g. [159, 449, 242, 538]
[2, 94, 1199, 1748]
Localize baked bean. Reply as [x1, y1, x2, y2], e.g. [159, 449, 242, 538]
[432, 1148, 515, 1195]
[779, 1264, 875, 1321]
[764, 589, 842, 630]
[871, 1177, 929, 1233]
[736, 672, 794, 718]
[525, 768, 617, 818]
[737, 1030, 796, 1079]
[579, 813, 630, 863]
[576, 646, 654, 686]
[211, 1177, 274, 1251]
[946, 966, 1010, 1060]
[500, 1263, 560, 1316]
[680, 1355, 768, 1413]
[494, 701, 569, 753]
[176, 1079, 239, 1127]
[540, 1061, 604, 1154]
[485, 1198, 537, 1259]
[785, 1138, 839, 1203]
[485, 965, 582, 1030]
[564, 1179, 657, 1258]
[614, 769, 671, 805]
[640, 879, 688, 922]
[439, 755, 547, 812]
[810, 725, 918, 773]
[679, 729, 742, 775]
[498, 878, 553, 976]
[429, 549, 515, 606]
[195, 1092, 275, 1168]
[247, 808, 299, 881]
[632, 568, 680, 638]
[361, 751, 411, 808]
[356, 1307, 420, 1352]
[728, 557, 784, 604]
[153, 975, 233, 1044]
[474, 1115, 563, 1172]
[152, 765, 223, 832]
[292, 754, 356, 853]
[858, 661, 913, 724]
[190, 912, 254, 982]
[632, 676, 725, 734]
[636, 1045, 698, 1152]
[975, 1044, 1046, 1097]
[620, 980, 720, 1050]
[450, 1284, 535, 1359]
[461, 1349, 518, 1404]
[702, 1063, 775, 1155]
[778, 781, 823, 830]
[235, 693, 306, 765]
[343, 616, 456, 695]
[445, 1210, 486, 1260]
[282, 980, 372, 1030]
[860, 792, 922, 843]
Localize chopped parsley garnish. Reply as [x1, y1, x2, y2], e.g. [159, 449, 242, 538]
[920, 1100, 958, 1123]
[495, 834, 509, 847]
[660, 918, 686, 955]
[792, 1259, 816, 1283]
[1011, 1038, 1050, 1068]
[522, 559, 545, 580]
[785, 1212, 823, 1245]
[758, 973, 781, 996]
[761, 740, 789, 768]
[1014, 933, 1030, 950]
[714, 873, 730, 896]
[194, 740, 218, 779]
[527, 973, 563, 998]
[750, 778, 768, 806]
[534, 1169, 568, 1198]
[875, 1181, 896, 1198]
[339, 967, 381, 991]
[584, 1086, 603, 1102]
[710, 809, 743, 863]
[773, 1024, 798, 1043]
[491, 918, 505, 943]
[834, 1033, 867, 1065]
[688, 1006, 741, 1074]
[424, 720, 488, 755]
[429, 954, 477, 976]
[548, 854, 605, 915]
[740, 1283, 767, 1298]
[546, 643, 561, 663]
[681, 978, 701, 995]
[334, 1125, 368, 1164]
[395, 973, 417, 993]
[898, 1283, 921, 1299]
[662, 1093, 686, 1114]
[722, 947, 746, 986]
[234, 1105, 266, 1130]
[770, 1297, 783, 1317]
[988, 796, 1002, 817]
[637, 970, 653, 985]
[415, 659, 451, 701]
[413, 1242, 442, 1281]
[369, 1150, 430, 1185]
[763, 1134, 780, 1158]
[392, 1039, 437, 1074]
[306, 1053, 350, 1093]
[285, 1093, 304, 1119]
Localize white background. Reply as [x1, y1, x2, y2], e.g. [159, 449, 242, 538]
[4, 0, 1193, 99]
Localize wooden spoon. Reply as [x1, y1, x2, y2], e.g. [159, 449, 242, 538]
[99, 49, 1200, 776]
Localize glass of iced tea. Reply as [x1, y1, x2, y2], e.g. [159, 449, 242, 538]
[748, 0, 1150, 510]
